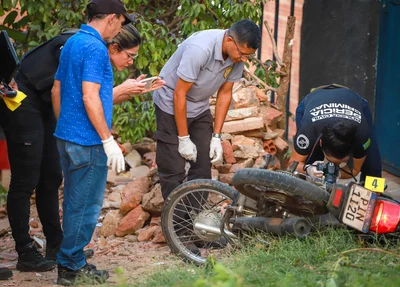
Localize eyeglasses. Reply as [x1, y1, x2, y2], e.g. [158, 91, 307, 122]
[228, 32, 255, 59]
[122, 48, 138, 61]
[118, 43, 138, 61]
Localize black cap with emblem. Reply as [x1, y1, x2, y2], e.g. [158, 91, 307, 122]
[86, 0, 134, 25]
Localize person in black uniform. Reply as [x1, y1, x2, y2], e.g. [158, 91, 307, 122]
[0, 32, 75, 272]
[290, 84, 382, 182]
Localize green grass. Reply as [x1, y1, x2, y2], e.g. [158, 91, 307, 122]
[127, 228, 400, 287]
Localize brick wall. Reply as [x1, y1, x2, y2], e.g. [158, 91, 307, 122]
[260, 0, 304, 140]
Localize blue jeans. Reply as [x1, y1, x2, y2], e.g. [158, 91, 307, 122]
[56, 139, 108, 270]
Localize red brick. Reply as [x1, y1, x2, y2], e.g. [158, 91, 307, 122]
[221, 140, 236, 164]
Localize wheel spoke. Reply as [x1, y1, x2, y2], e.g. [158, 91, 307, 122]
[165, 184, 235, 264]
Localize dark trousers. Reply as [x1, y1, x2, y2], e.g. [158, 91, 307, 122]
[296, 95, 382, 182]
[155, 106, 213, 199]
[0, 82, 63, 253]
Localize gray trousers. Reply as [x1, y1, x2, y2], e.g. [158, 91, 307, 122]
[155, 105, 213, 200]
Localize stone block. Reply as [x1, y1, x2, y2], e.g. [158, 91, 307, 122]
[120, 176, 150, 215]
[249, 86, 270, 102]
[232, 87, 259, 109]
[273, 136, 289, 154]
[260, 106, 283, 128]
[210, 106, 259, 122]
[221, 117, 264, 134]
[219, 173, 234, 185]
[142, 183, 164, 216]
[125, 149, 142, 168]
[115, 205, 150, 237]
[229, 158, 255, 173]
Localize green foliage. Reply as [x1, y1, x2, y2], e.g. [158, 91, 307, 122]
[114, 266, 128, 287]
[253, 59, 280, 88]
[195, 255, 244, 287]
[1, 0, 266, 144]
[1, 0, 88, 53]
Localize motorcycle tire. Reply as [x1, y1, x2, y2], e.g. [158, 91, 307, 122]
[162, 179, 238, 265]
[232, 168, 330, 211]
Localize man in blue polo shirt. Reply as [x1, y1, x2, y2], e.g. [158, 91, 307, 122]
[51, 0, 133, 285]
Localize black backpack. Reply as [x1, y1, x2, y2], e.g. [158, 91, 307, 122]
[17, 30, 77, 102]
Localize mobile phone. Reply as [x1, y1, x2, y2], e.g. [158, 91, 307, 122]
[140, 76, 159, 89]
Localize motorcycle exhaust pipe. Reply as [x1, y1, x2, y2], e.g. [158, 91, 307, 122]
[231, 217, 311, 238]
[194, 222, 238, 239]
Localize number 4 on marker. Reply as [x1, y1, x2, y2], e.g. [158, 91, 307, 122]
[364, 176, 385, 193]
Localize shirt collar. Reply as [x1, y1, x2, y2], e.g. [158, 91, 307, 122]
[214, 30, 227, 62]
[79, 24, 106, 45]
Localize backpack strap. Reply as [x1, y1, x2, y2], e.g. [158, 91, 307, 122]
[20, 29, 78, 62]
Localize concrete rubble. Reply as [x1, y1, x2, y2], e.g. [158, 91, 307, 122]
[209, 82, 289, 184]
[0, 81, 289, 257]
[98, 82, 289, 243]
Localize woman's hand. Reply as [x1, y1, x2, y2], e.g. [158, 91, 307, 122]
[113, 74, 166, 104]
[9, 78, 18, 90]
[143, 77, 166, 93]
[118, 78, 147, 96]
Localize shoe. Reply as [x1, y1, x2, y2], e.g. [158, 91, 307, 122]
[45, 245, 94, 261]
[0, 268, 12, 280]
[16, 243, 55, 272]
[57, 263, 109, 286]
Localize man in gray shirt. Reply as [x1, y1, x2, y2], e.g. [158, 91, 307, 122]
[153, 19, 261, 200]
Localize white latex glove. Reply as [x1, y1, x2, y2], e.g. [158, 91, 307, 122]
[305, 160, 324, 178]
[209, 137, 223, 164]
[102, 136, 125, 173]
[178, 135, 197, 162]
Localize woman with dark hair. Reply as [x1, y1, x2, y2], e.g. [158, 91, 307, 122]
[108, 24, 164, 104]
[290, 84, 382, 182]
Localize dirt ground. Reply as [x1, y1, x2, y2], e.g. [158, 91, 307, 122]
[0, 229, 175, 287]
[0, 196, 177, 287]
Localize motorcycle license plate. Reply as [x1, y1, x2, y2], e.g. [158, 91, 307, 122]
[341, 184, 377, 233]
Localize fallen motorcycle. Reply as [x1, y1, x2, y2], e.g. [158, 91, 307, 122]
[161, 156, 400, 265]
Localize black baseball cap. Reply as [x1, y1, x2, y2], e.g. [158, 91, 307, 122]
[87, 0, 134, 25]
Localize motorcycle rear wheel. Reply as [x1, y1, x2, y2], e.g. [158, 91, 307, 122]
[232, 168, 330, 215]
[162, 179, 238, 265]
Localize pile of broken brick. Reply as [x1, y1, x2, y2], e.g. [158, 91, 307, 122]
[96, 81, 289, 245]
[210, 82, 289, 185]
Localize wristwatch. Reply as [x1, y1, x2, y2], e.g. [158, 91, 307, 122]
[212, 133, 222, 139]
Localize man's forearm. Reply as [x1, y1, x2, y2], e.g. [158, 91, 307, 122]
[213, 91, 232, 134]
[83, 93, 112, 141]
[173, 91, 189, 136]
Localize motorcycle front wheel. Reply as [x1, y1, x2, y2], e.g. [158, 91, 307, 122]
[161, 179, 238, 265]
